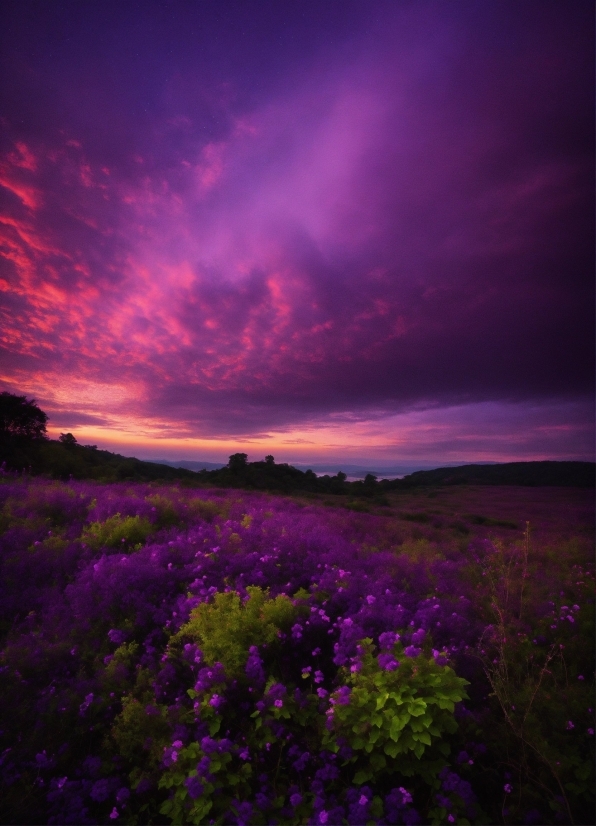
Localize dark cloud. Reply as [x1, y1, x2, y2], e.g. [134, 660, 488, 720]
[0, 0, 593, 460]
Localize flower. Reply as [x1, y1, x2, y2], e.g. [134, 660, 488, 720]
[504, 784, 512, 794]
[185, 775, 204, 799]
[378, 652, 400, 671]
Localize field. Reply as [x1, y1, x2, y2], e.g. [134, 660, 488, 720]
[0, 475, 593, 825]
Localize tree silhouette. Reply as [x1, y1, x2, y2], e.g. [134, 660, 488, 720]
[228, 453, 248, 472]
[59, 432, 78, 447]
[0, 392, 48, 440]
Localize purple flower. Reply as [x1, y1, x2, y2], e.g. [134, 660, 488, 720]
[109, 808, 119, 820]
[245, 647, 265, 683]
[378, 653, 400, 671]
[411, 628, 426, 645]
[90, 778, 112, 802]
[504, 783, 512, 794]
[379, 631, 400, 649]
[290, 792, 302, 807]
[116, 788, 130, 804]
[162, 745, 179, 766]
[108, 628, 127, 645]
[79, 693, 94, 715]
[331, 686, 351, 706]
[185, 775, 204, 799]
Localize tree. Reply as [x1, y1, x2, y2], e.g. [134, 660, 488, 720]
[59, 432, 78, 447]
[228, 453, 248, 472]
[265, 455, 275, 465]
[0, 392, 48, 440]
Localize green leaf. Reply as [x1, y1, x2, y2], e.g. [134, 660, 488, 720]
[375, 693, 389, 710]
[370, 753, 386, 771]
[384, 741, 400, 758]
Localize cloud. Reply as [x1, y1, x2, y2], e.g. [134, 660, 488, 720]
[0, 1, 592, 460]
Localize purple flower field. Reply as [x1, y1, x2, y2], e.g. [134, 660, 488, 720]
[0, 476, 593, 825]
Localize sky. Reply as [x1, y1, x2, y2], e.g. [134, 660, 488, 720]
[0, 0, 594, 470]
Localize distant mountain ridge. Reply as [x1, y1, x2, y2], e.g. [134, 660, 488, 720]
[149, 457, 594, 488]
[399, 461, 595, 488]
[1, 434, 593, 489]
[148, 459, 226, 471]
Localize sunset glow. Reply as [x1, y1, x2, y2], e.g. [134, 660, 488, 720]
[0, 1, 593, 469]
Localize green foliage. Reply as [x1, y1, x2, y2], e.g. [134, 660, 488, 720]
[145, 494, 181, 528]
[82, 513, 153, 549]
[171, 586, 298, 677]
[187, 497, 224, 522]
[476, 536, 595, 822]
[158, 739, 251, 825]
[111, 694, 171, 766]
[323, 640, 469, 787]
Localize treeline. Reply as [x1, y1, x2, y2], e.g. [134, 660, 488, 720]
[1, 392, 593, 490]
[0, 437, 202, 484]
[193, 454, 595, 492]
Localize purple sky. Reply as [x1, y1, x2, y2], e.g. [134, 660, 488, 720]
[0, 0, 593, 468]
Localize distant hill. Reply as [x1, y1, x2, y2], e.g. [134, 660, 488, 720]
[1, 435, 593, 491]
[148, 459, 226, 471]
[395, 461, 595, 488]
[0, 438, 203, 484]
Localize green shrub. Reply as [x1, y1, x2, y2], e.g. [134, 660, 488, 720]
[82, 513, 153, 549]
[322, 639, 469, 787]
[170, 586, 299, 678]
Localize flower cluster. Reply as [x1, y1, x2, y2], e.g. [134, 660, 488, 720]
[0, 476, 593, 824]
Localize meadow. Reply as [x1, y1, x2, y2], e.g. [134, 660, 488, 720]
[0, 475, 593, 825]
